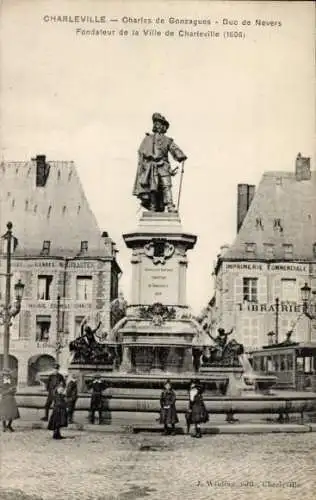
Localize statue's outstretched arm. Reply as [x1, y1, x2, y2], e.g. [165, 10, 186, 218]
[91, 321, 102, 334]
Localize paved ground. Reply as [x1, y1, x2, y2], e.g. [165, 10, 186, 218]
[1, 428, 315, 500]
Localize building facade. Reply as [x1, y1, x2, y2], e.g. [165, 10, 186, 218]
[213, 154, 316, 351]
[0, 155, 121, 385]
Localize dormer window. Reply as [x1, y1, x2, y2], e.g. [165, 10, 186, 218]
[41, 240, 51, 256]
[80, 241, 88, 254]
[264, 243, 274, 259]
[273, 218, 283, 232]
[245, 242, 256, 254]
[283, 243, 293, 259]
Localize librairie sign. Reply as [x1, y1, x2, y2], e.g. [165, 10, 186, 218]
[236, 302, 316, 314]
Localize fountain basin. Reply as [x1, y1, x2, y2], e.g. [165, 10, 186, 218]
[16, 389, 316, 416]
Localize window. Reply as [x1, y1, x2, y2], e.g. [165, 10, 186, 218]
[245, 242, 256, 254]
[255, 218, 264, 230]
[80, 241, 88, 254]
[36, 315, 51, 342]
[37, 275, 53, 300]
[76, 276, 92, 301]
[264, 243, 274, 259]
[313, 243, 316, 257]
[41, 240, 51, 256]
[74, 316, 85, 338]
[281, 278, 296, 302]
[283, 244, 293, 259]
[243, 277, 258, 302]
[273, 218, 283, 232]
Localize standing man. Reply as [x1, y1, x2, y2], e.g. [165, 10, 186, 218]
[133, 113, 187, 213]
[66, 374, 78, 424]
[41, 363, 65, 422]
[89, 373, 107, 424]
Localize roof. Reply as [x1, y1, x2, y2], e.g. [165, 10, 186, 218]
[0, 158, 117, 260]
[223, 170, 316, 261]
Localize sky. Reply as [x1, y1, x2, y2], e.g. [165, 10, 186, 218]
[0, 0, 315, 313]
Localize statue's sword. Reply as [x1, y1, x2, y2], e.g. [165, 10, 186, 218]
[176, 160, 185, 211]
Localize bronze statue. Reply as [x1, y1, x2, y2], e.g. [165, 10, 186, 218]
[133, 113, 187, 212]
[209, 327, 234, 350]
[69, 319, 115, 365]
[200, 326, 243, 367]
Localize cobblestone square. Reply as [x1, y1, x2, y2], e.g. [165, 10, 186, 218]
[1, 429, 315, 500]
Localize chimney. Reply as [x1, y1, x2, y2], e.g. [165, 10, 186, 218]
[35, 155, 50, 187]
[237, 184, 255, 233]
[295, 153, 311, 181]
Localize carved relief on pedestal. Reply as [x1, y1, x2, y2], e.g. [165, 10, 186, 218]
[144, 238, 175, 265]
[139, 302, 176, 326]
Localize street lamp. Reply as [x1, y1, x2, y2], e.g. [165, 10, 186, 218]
[300, 283, 316, 320]
[0, 222, 25, 371]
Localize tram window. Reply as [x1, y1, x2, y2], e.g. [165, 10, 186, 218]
[288, 356, 293, 370]
[296, 358, 303, 371]
[267, 357, 274, 372]
[280, 355, 285, 371]
[260, 357, 265, 371]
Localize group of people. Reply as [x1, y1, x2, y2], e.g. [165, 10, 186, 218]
[160, 379, 209, 438]
[41, 364, 107, 439]
[1, 364, 210, 439]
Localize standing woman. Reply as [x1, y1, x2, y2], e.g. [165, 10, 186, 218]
[159, 379, 179, 435]
[66, 374, 78, 424]
[188, 380, 209, 438]
[48, 383, 68, 439]
[0, 369, 19, 432]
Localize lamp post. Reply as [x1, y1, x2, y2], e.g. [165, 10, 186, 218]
[275, 297, 280, 344]
[0, 222, 25, 371]
[55, 294, 68, 363]
[300, 283, 316, 321]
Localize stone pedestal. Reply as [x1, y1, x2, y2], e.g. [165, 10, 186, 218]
[123, 211, 196, 306]
[117, 211, 198, 374]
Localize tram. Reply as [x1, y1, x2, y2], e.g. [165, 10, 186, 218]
[248, 342, 316, 391]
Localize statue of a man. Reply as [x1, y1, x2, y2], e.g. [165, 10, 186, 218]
[133, 113, 187, 212]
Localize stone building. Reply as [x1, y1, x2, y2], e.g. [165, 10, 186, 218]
[213, 153, 316, 351]
[0, 155, 121, 386]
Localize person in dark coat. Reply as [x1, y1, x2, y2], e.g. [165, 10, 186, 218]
[0, 370, 19, 432]
[66, 374, 78, 424]
[159, 379, 179, 435]
[48, 383, 68, 439]
[41, 363, 66, 421]
[187, 380, 209, 438]
[89, 374, 107, 424]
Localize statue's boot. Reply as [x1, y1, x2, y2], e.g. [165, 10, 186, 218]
[163, 187, 177, 212]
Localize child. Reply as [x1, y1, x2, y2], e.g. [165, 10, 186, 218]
[159, 379, 179, 435]
[48, 383, 68, 439]
[188, 380, 209, 438]
[0, 370, 19, 432]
